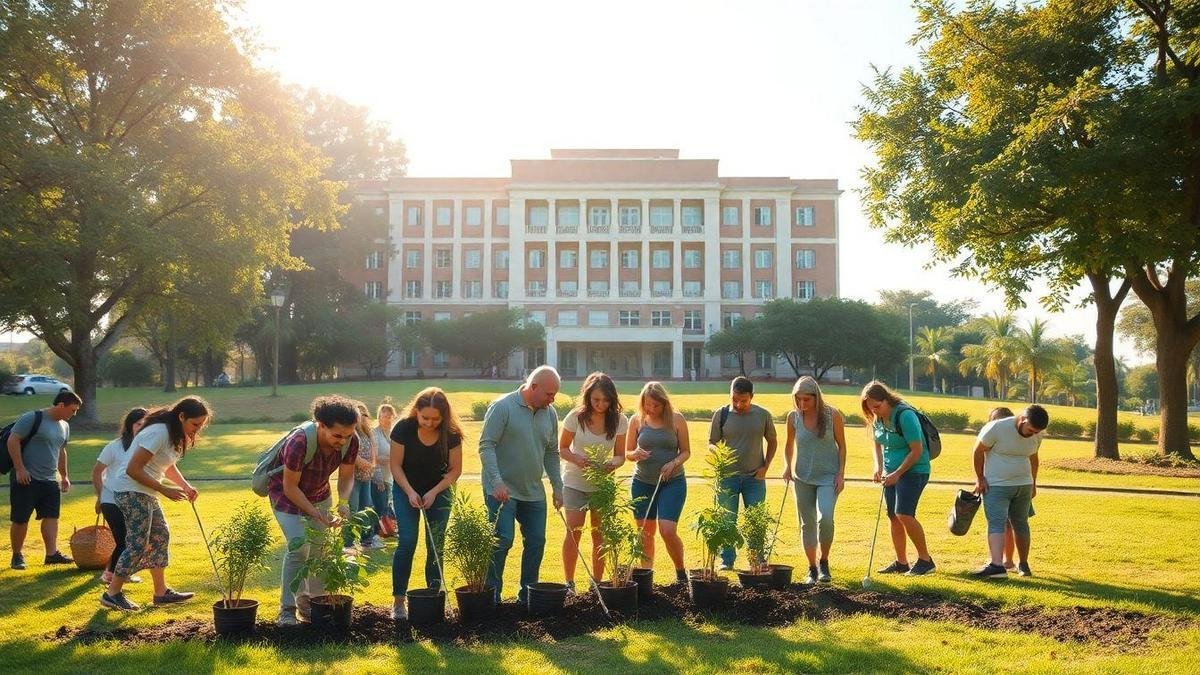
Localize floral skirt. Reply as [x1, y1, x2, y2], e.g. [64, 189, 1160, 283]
[113, 491, 170, 577]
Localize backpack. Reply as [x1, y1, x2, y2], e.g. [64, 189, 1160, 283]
[250, 422, 353, 497]
[891, 403, 942, 460]
[0, 410, 44, 475]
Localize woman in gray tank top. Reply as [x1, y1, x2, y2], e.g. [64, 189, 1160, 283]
[625, 382, 691, 584]
[783, 376, 847, 584]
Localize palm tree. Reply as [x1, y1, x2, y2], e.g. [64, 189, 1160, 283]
[958, 312, 1018, 398]
[914, 326, 956, 393]
[1043, 360, 1096, 407]
[1009, 318, 1071, 404]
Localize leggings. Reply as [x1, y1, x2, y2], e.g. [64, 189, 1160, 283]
[99, 502, 127, 574]
[793, 481, 838, 550]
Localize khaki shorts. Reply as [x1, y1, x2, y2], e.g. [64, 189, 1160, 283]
[563, 486, 593, 511]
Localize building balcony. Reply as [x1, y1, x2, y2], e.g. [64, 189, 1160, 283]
[683, 326, 705, 335]
[650, 224, 673, 234]
[526, 224, 547, 234]
[619, 288, 641, 298]
[556, 224, 578, 234]
[587, 224, 611, 234]
[587, 288, 610, 298]
[558, 288, 578, 297]
[652, 288, 673, 298]
[682, 224, 704, 234]
[618, 224, 642, 234]
[527, 288, 547, 298]
[683, 288, 703, 298]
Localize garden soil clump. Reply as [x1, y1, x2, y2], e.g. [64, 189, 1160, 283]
[54, 585, 1183, 652]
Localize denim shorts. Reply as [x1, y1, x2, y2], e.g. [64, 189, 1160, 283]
[631, 476, 687, 522]
[884, 471, 929, 518]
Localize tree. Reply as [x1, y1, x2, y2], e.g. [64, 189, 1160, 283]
[1008, 319, 1071, 404]
[704, 319, 762, 377]
[0, 1, 340, 421]
[1043, 360, 1095, 407]
[913, 326, 957, 393]
[1125, 365, 1159, 403]
[343, 302, 401, 380]
[98, 350, 155, 388]
[756, 298, 907, 381]
[1117, 280, 1200, 403]
[958, 313, 1020, 400]
[422, 310, 545, 374]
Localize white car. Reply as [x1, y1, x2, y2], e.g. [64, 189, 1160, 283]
[4, 374, 73, 396]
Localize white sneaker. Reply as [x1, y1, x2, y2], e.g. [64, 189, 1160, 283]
[365, 535, 385, 550]
[389, 602, 408, 620]
[277, 608, 300, 626]
[128, 574, 143, 583]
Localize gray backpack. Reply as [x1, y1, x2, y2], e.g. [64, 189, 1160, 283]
[250, 422, 351, 496]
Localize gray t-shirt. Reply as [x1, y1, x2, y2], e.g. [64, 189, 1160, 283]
[709, 404, 776, 475]
[634, 419, 685, 485]
[10, 410, 68, 482]
[978, 417, 1043, 486]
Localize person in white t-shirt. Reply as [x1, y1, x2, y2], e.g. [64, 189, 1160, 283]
[558, 372, 627, 593]
[100, 396, 211, 612]
[91, 407, 148, 585]
[971, 404, 1049, 579]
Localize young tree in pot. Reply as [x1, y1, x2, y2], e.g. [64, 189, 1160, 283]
[288, 508, 377, 630]
[690, 442, 742, 606]
[581, 443, 644, 614]
[210, 501, 275, 636]
[736, 502, 777, 589]
[444, 490, 498, 622]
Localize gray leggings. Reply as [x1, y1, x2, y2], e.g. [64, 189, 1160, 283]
[793, 482, 838, 550]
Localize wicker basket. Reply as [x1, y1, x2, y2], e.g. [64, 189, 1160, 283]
[70, 520, 116, 571]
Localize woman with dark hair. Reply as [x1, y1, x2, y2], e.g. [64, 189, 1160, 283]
[784, 376, 847, 584]
[92, 407, 149, 585]
[861, 381, 935, 576]
[388, 387, 464, 620]
[101, 396, 211, 611]
[558, 372, 627, 593]
[626, 381, 691, 584]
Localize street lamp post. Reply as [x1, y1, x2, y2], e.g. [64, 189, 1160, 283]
[908, 303, 916, 392]
[270, 289, 286, 397]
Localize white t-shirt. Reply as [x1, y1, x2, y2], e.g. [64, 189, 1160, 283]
[95, 439, 134, 504]
[107, 424, 181, 496]
[977, 417, 1043, 486]
[560, 412, 630, 491]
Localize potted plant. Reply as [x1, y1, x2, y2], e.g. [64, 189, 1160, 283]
[210, 501, 275, 636]
[288, 508, 377, 630]
[690, 441, 742, 607]
[736, 502, 776, 589]
[444, 490, 498, 622]
[580, 443, 643, 614]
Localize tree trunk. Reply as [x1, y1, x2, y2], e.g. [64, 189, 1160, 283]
[1089, 272, 1130, 460]
[70, 336, 100, 424]
[163, 311, 177, 393]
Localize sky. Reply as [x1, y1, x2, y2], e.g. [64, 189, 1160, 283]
[5, 0, 1147, 363]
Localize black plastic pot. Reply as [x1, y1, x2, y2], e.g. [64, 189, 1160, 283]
[309, 594, 353, 630]
[631, 568, 654, 602]
[688, 575, 729, 608]
[454, 585, 496, 623]
[597, 581, 638, 615]
[737, 570, 774, 589]
[526, 582, 568, 616]
[768, 564, 794, 589]
[406, 588, 446, 625]
[212, 598, 258, 637]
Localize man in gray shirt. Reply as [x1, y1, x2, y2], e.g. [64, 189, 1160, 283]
[708, 376, 777, 570]
[7, 391, 82, 569]
[479, 365, 563, 603]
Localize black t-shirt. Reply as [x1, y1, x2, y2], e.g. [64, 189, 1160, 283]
[389, 417, 461, 495]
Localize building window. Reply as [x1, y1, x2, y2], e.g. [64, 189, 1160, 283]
[560, 347, 577, 374]
[434, 280, 452, 298]
[528, 249, 545, 269]
[590, 249, 608, 268]
[795, 249, 815, 269]
[463, 280, 482, 299]
[651, 310, 671, 327]
[681, 206, 702, 226]
[795, 280, 816, 300]
[652, 348, 671, 376]
[619, 206, 641, 226]
[652, 280, 672, 297]
[722, 250, 741, 269]
[465, 206, 482, 226]
[722, 281, 742, 300]
[434, 311, 451, 322]
[683, 310, 703, 331]
[652, 250, 671, 269]
[365, 250, 382, 270]
[723, 311, 743, 329]
[560, 249, 577, 269]
[650, 206, 672, 226]
[435, 249, 452, 268]
[559, 280, 578, 296]
[722, 206, 739, 226]
[465, 249, 481, 269]
[529, 206, 549, 227]
[528, 311, 546, 326]
[795, 206, 815, 227]
[754, 206, 772, 226]
[404, 280, 422, 298]
[588, 280, 609, 296]
[588, 310, 610, 326]
[364, 281, 384, 299]
[436, 206, 452, 226]
[558, 310, 578, 326]
[403, 311, 422, 326]
[756, 352, 773, 370]
[527, 280, 546, 297]
[620, 250, 639, 269]
[722, 353, 740, 369]
[754, 280, 774, 299]
[559, 205, 579, 226]
[405, 250, 421, 268]
[403, 349, 419, 368]
[620, 280, 640, 296]
[754, 250, 773, 269]
[494, 280, 509, 298]
[683, 280, 702, 297]
[588, 206, 610, 226]
[619, 310, 640, 327]
[406, 206, 422, 226]
[432, 351, 449, 368]
[496, 206, 510, 226]
[683, 250, 702, 268]
[494, 249, 509, 270]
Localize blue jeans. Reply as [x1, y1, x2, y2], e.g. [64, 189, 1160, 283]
[345, 479, 376, 546]
[718, 474, 767, 567]
[372, 480, 394, 520]
[392, 485, 451, 596]
[484, 491, 547, 603]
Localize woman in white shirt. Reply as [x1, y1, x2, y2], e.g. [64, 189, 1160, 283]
[91, 407, 148, 585]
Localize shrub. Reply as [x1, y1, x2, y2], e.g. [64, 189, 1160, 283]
[843, 413, 865, 427]
[471, 400, 490, 421]
[1190, 424, 1200, 442]
[1116, 420, 1136, 441]
[1134, 427, 1155, 442]
[680, 407, 715, 421]
[288, 509, 377, 606]
[1122, 396, 1144, 411]
[925, 409, 969, 432]
[98, 349, 155, 387]
[1051, 419, 1083, 439]
[444, 490, 497, 592]
[1084, 420, 1097, 439]
[738, 502, 777, 574]
[211, 501, 275, 607]
[552, 397, 576, 419]
[289, 412, 310, 423]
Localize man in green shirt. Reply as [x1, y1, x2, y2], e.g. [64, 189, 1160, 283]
[479, 365, 563, 603]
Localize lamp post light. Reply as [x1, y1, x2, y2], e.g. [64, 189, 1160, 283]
[908, 303, 916, 392]
[270, 289, 286, 397]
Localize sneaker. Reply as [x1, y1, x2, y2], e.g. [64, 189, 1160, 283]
[675, 569, 689, 584]
[364, 536, 385, 551]
[44, 551, 74, 565]
[11, 553, 26, 570]
[297, 594, 312, 621]
[803, 566, 820, 584]
[100, 591, 140, 611]
[906, 558, 937, 576]
[564, 581, 577, 597]
[716, 561, 732, 572]
[1017, 561, 1033, 577]
[877, 560, 910, 574]
[277, 608, 300, 626]
[390, 602, 408, 621]
[971, 563, 1008, 579]
[128, 574, 143, 584]
[818, 559, 832, 583]
[153, 588, 195, 605]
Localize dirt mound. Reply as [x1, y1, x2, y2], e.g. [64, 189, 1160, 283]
[54, 584, 1184, 652]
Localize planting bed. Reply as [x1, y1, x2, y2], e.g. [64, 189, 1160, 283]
[53, 583, 1182, 652]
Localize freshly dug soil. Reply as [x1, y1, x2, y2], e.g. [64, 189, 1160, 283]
[53, 584, 1184, 652]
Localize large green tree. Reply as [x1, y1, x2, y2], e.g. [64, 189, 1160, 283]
[423, 309, 545, 374]
[755, 298, 907, 381]
[0, 0, 339, 421]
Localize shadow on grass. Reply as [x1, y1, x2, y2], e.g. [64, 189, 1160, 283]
[1018, 575, 1200, 615]
[35, 567, 102, 612]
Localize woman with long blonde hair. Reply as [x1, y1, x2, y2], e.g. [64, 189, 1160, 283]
[625, 381, 690, 584]
[783, 376, 846, 583]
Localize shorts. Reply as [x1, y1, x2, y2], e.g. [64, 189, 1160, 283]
[563, 486, 593, 511]
[10, 480, 61, 523]
[884, 471, 929, 518]
[631, 476, 687, 522]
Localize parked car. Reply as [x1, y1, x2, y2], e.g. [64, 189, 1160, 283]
[3, 374, 73, 396]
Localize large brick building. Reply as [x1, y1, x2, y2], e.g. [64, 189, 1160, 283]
[347, 149, 840, 380]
